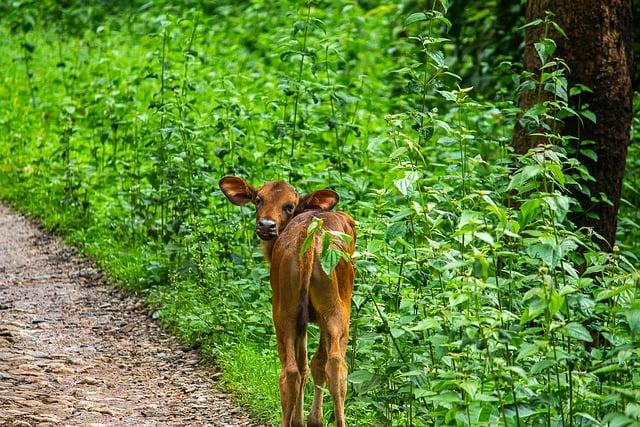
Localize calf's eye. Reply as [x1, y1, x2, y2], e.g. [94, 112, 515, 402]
[283, 204, 295, 214]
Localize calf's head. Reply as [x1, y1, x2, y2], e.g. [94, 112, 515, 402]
[219, 176, 339, 241]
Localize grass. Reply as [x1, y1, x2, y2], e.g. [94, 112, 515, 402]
[217, 343, 281, 422]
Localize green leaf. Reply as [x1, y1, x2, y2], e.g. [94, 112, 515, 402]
[603, 413, 638, 427]
[625, 402, 640, 418]
[562, 322, 593, 342]
[625, 300, 640, 336]
[592, 364, 624, 375]
[385, 221, 406, 241]
[534, 39, 556, 64]
[518, 18, 543, 30]
[531, 359, 555, 374]
[300, 217, 323, 256]
[518, 198, 543, 227]
[504, 405, 537, 418]
[546, 163, 565, 186]
[394, 171, 420, 197]
[526, 242, 555, 268]
[508, 164, 543, 192]
[580, 148, 598, 162]
[320, 247, 342, 275]
[390, 327, 404, 338]
[348, 370, 373, 384]
[459, 381, 478, 398]
[548, 292, 564, 317]
[321, 231, 331, 253]
[405, 12, 427, 26]
[411, 318, 439, 331]
[581, 110, 596, 123]
[326, 230, 353, 246]
[521, 297, 546, 324]
[574, 413, 600, 425]
[595, 284, 631, 302]
[475, 232, 494, 245]
[516, 342, 538, 361]
[437, 136, 458, 146]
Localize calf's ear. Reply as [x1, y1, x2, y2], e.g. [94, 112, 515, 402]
[219, 176, 257, 206]
[297, 189, 339, 213]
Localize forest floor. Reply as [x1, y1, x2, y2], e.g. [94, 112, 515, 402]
[0, 204, 260, 427]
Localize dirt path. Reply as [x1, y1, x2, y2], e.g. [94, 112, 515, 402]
[0, 204, 260, 427]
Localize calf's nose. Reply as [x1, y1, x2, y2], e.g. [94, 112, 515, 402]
[257, 219, 276, 231]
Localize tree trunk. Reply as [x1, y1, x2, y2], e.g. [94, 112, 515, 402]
[513, 0, 635, 250]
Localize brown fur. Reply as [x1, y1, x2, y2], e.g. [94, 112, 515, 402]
[219, 177, 356, 427]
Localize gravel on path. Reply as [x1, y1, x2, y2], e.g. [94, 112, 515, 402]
[0, 204, 261, 427]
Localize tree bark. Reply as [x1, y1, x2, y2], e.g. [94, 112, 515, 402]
[513, 0, 635, 250]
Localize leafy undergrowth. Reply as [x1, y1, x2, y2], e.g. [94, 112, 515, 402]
[1, 1, 640, 426]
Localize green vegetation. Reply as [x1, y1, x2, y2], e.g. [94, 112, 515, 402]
[1, 1, 639, 425]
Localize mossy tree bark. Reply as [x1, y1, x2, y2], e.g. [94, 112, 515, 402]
[513, 0, 635, 250]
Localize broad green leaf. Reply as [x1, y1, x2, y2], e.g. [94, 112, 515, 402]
[595, 284, 631, 302]
[390, 327, 404, 338]
[322, 231, 331, 253]
[535, 39, 557, 64]
[508, 164, 543, 192]
[592, 364, 624, 375]
[326, 230, 353, 245]
[394, 171, 420, 197]
[320, 247, 342, 275]
[548, 292, 564, 317]
[405, 12, 427, 26]
[459, 381, 477, 398]
[581, 148, 598, 162]
[581, 109, 597, 123]
[504, 404, 537, 418]
[475, 232, 494, 245]
[625, 402, 640, 418]
[300, 217, 323, 256]
[516, 342, 538, 361]
[625, 300, 640, 335]
[518, 198, 543, 227]
[385, 221, 406, 241]
[546, 163, 565, 186]
[527, 242, 555, 267]
[562, 322, 593, 342]
[603, 413, 638, 427]
[531, 359, 555, 374]
[574, 413, 600, 425]
[348, 370, 373, 384]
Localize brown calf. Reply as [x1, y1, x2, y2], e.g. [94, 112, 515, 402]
[219, 176, 356, 427]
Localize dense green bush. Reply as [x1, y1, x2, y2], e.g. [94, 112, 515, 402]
[1, 1, 639, 425]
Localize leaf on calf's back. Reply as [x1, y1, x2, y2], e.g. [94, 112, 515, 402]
[300, 216, 323, 257]
[326, 230, 353, 246]
[320, 247, 342, 276]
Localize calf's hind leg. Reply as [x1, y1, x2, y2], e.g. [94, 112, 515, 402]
[308, 333, 327, 427]
[293, 332, 308, 425]
[324, 321, 349, 427]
